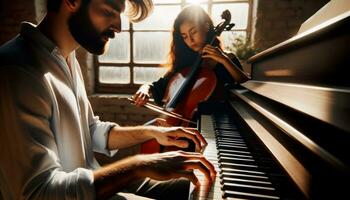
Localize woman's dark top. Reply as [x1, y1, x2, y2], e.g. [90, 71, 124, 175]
[151, 54, 243, 106]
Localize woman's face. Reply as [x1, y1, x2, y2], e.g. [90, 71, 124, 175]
[180, 20, 208, 52]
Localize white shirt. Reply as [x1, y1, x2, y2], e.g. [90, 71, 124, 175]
[0, 22, 117, 199]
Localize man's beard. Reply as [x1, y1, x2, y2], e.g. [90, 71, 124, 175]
[68, 4, 115, 55]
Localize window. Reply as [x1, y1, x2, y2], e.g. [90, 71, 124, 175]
[95, 0, 252, 93]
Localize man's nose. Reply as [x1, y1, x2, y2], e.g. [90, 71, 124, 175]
[112, 15, 122, 33]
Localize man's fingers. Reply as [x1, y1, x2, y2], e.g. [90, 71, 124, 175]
[183, 160, 215, 182]
[167, 138, 189, 148]
[185, 127, 207, 146]
[169, 129, 201, 152]
[156, 118, 171, 127]
[171, 171, 199, 186]
[185, 155, 216, 180]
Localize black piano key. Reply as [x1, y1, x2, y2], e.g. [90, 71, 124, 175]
[218, 152, 253, 159]
[224, 190, 280, 199]
[220, 167, 267, 176]
[217, 144, 248, 151]
[219, 161, 259, 170]
[219, 156, 255, 163]
[222, 182, 277, 196]
[216, 138, 244, 144]
[220, 171, 270, 181]
[216, 139, 246, 144]
[220, 177, 273, 187]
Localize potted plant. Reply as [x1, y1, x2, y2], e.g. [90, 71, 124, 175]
[227, 35, 257, 75]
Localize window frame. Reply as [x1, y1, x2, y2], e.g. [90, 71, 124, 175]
[94, 0, 253, 94]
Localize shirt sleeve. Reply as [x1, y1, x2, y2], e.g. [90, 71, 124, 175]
[0, 67, 96, 200]
[73, 57, 118, 157]
[88, 102, 119, 157]
[215, 53, 243, 85]
[151, 76, 171, 106]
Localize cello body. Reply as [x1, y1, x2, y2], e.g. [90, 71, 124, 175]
[162, 66, 217, 126]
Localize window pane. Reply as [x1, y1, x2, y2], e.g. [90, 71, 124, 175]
[121, 14, 129, 30]
[134, 67, 168, 84]
[184, 3, 208, 12]
[186, 0, 208, 4]
[154, 0, 180, 3]
[99, 66, 130, 84]
[212, 3, 249, 30]
[133, 5, 181, 30]
[221, 31, 246, 51]
[213, 0, 248, 1]
[134, 32, 171, 63]
[98, 32, 130, 63]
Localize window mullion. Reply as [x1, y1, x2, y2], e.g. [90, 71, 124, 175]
[208, 0, 212, 16]
[130, 22, 134, 86]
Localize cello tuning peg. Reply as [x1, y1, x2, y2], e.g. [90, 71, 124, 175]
[225, 23, 235, 31]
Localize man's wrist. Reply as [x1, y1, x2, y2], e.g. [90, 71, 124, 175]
[143, 126, 157, 139]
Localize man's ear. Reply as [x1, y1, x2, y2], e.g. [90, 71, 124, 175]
[63, 0, 81, 12]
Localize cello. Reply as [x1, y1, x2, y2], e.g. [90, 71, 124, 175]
[137, 10, 235, 153]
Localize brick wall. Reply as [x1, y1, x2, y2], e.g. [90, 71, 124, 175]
[0, 0, 36, 44]
[89, 95, 159, 126]
[253, 0, 329, 51]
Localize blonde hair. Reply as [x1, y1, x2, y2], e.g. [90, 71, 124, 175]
[126, 0, 153, 22]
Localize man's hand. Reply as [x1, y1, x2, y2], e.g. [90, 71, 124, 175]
[94, 151, 216, 199]
[135, 151, 216, 185]
[147, 126, 207, 152]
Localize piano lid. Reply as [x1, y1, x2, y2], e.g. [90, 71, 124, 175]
[242, 0, 350, 133]
[248, 0, 350, 64]
[298, 0, 350, 34]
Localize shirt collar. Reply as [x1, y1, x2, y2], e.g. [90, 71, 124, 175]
[20, 21, 77, 73]
[20, 22, 57, 54]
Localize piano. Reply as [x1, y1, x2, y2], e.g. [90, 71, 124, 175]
[189, 0, 350, 199]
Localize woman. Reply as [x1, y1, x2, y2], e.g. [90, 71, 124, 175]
[134, 5, 249, 114]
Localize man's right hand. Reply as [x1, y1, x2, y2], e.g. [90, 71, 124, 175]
[134, 151, 216, 186]
[94, 151, 216, 199]
[133, 84, 151, 106]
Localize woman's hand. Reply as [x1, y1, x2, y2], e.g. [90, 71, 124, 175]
[147, 126, 207, 152]
[201, 44, 230, 65]
[201, 44, 249, 83]
[133, 84, 151, 106]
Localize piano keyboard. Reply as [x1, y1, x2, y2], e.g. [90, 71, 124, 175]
[189, 114, 222, 200]
[190, 113, 302, 200]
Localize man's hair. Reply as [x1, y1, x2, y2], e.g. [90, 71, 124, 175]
[46, 0, 63, 12]
[46, 0, 153, 22]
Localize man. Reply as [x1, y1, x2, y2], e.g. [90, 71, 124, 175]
[0, 0, 216, 199]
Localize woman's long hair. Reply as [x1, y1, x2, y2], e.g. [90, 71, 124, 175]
[164, 5, 221, 76]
